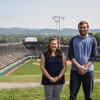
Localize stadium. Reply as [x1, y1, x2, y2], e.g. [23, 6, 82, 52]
[0, 36, 70, 76]
[0, 36, 100, 99]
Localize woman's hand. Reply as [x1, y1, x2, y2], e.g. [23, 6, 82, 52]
[54, 76, 61, 82]
[49, 76, 56, 83]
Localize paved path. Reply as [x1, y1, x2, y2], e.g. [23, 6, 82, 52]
[0, 80, 100, 89]
[0, 82, 41, 89]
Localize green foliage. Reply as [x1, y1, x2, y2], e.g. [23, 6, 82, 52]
[94, 33, 100, 46]
[88, 32, 94, 36]
[37, 35, 47, 42]
[0, 34, 21, 43]
[95, 33, 100, 40]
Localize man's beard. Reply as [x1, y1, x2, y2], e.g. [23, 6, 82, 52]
[79, 31, 88, 37]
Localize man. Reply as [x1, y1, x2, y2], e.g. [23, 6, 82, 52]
[68, 21, 97, 100]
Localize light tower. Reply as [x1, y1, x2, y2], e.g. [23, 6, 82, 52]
[52, 16, 65, 44]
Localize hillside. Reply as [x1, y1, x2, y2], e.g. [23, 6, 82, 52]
[0, 28, 100, 36]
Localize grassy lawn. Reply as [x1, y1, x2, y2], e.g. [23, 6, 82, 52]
[0, 59, 99, 82]
[0, 83, 100, 100]
[11, 59, 41, 75]
[0, 59, 100, 100]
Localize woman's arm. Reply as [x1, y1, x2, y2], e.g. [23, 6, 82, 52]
[40, 54, 55, 83]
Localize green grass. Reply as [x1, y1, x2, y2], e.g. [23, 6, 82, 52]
[94, 62, 100, 70]
[0, 75, 41, 83]
[11, 59, 41, 75]
[11, 60, 100, 77]
[0, 60, 100, 100]
[0, 60, 99, 82]
[0, 83, 100, 100]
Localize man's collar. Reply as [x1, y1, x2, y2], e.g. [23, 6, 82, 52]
[79, 34, 89, 39]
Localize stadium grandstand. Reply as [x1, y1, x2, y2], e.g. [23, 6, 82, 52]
[0, 41, 40, 76]
[0, 43, 30, 67]
[0, 37, 37, 68]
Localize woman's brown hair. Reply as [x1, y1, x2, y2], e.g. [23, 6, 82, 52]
[45, 37, 63, 57]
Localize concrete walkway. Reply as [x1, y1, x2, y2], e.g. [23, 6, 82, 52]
[0, 82, 41, 89]
[0, 80, 100, 89]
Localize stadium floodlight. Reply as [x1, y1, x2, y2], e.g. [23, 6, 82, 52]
[52, 16, 65, 44]
[52, 16, 59, 36]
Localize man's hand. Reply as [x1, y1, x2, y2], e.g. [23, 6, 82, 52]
[84, 62, 92, 70]
[78, 65, 87, 75]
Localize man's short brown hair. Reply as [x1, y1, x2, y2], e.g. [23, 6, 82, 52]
[78, 21, 89, 28]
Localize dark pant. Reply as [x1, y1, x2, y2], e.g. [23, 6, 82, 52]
[69, 70, 94, 100]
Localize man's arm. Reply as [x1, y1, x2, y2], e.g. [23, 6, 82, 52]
[68, 38, 87, 75]
[89, 37, 98, 62]
[67, 38, 74, 60]
[85, 37, 98, 69]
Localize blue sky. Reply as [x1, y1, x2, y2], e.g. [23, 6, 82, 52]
[0, 0, 100, 29]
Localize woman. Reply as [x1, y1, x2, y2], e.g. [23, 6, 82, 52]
[40, 37, 67, 100]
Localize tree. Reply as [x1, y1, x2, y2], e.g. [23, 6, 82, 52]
[94, 33, 100, 46]
[88, 32, 94, 36]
